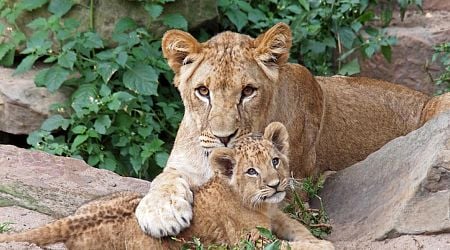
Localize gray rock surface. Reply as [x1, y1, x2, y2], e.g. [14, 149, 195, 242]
[0, 67, 69, 135]
[359, 10, 450, 94]
[0, 144, 151, 217]
[320, 111, 450, 242]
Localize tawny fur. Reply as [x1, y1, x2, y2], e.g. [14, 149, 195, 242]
[0, 123, 334, 250]
[135, 22, 450, 238]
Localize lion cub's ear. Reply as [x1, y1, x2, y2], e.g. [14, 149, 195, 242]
[254, 23, 292, 75]
[162, 30, 201, 74]
[209, 148, 236, 178]
[263, 122, 289, 155]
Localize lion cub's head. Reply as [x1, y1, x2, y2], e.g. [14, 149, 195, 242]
[209, 122, 290, 206]
[161, 23, 292, 148]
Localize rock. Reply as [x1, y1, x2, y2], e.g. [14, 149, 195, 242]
[359, 10, 450, 94]
[0, 67, 69, 135]
[334, 233, 450, 250]
[1, 0, 218, 47]
[423, 0, 450, 11]
[0, 206, 65, 250]
[0, 145, 151, 217]
[319, 111, 450, 242]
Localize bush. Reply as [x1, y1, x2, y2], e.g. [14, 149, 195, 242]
[218, 0, 421, 76]
[0, 0, 184, 179]
[431, 42, 450, 94]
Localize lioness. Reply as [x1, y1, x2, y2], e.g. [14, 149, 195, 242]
[0, 123, 334, 250]
[136, 22, 450, 237]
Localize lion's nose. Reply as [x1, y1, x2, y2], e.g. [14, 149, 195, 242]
[267, 180, 280, 189]
[214, 130, 238, 147]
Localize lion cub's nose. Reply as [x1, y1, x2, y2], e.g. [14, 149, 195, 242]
[267, 180, 280, 189]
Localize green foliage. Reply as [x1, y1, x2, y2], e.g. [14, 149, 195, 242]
[284, 177, 331, 239]
[218, 0, 420, 76]
[0, 0, 182, 179]
[431, 42, 450, 94]
[177, 227, 285, 250]
[0, 222, 13, 233]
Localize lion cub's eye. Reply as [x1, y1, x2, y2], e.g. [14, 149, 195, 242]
[272, 157, 280, 168]
[241, 86, 256, 98]
[246, 168, 258, 176]
[196, 86, 210, 97]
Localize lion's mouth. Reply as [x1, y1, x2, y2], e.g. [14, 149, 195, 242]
[263, 191, 286, 203]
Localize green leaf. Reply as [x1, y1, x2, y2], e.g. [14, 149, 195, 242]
[0, 43, 13, 61]
[298, 0, 310, 11]
[18, 0, 48, 11]
[72, 125, 87, 134]
[264, 240, 281, 250]
[0, 46, 14, 67]
[97, 62, 119, 83]
[83, 32, 104, 49]
[155, 151, 169, 168]
[58, 51, 76, 70]
[27, 18, 47, 30]
[225, 8, 247, 31]
[256, 227, 274, 240]
[162, 14, 188, 30]
[116, 51, 128, 67]
[95, 50, 115, 60]
[338, 59, 360, 76]
[64, 18, 79, 30]
[338, 27, 356, 49]
[14, 54, 39, 75]
[41, 115, 70, 131]
[35, 66, 70, 92]
[123, 64, 158, 95]
[48, 0, 73, 16]
[70, 134, 88, 151]
[93, 115, 112, 134]
[381, 45, 392, 63]
[114, 17, 137, 34]
[99, 157, 117, 171]
[144, 3, 163, 19]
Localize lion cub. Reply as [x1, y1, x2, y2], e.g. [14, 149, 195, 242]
[0, 122, 333, 250]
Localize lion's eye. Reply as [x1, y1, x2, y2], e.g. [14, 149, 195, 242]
[196, 86, 210, 97]
[246, 168, 258, 176]
[242, 86, 256, 98]
[272, 157, 280, 168]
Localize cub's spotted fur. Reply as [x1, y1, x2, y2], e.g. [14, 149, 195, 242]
[0, 122, 333, 250]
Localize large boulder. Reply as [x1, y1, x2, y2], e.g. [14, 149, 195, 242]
[320, 111, 450, 242]
[0, 67, 69, 135]
[0, 144, 151, 217]
[0, 144, 151, 249]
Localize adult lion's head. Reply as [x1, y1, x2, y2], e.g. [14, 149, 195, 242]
[162, 23, 292, 148]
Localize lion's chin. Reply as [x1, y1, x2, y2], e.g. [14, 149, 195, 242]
[264, 191, 286, 204]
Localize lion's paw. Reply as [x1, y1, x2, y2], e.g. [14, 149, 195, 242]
[135, 177, 193, 238]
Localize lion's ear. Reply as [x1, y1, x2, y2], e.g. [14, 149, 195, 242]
[263, 122, 289, 155]
[209, 148, 236, 178]
[162, 30, 201, 74]
[254, 22, 292, 69]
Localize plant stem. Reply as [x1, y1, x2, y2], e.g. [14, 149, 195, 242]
[89, 0, 95, 32]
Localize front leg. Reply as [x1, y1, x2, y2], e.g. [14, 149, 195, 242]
[271, 208, 316, 241]
[135, 167, 193, 238]
[271, 209, 334, 249]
